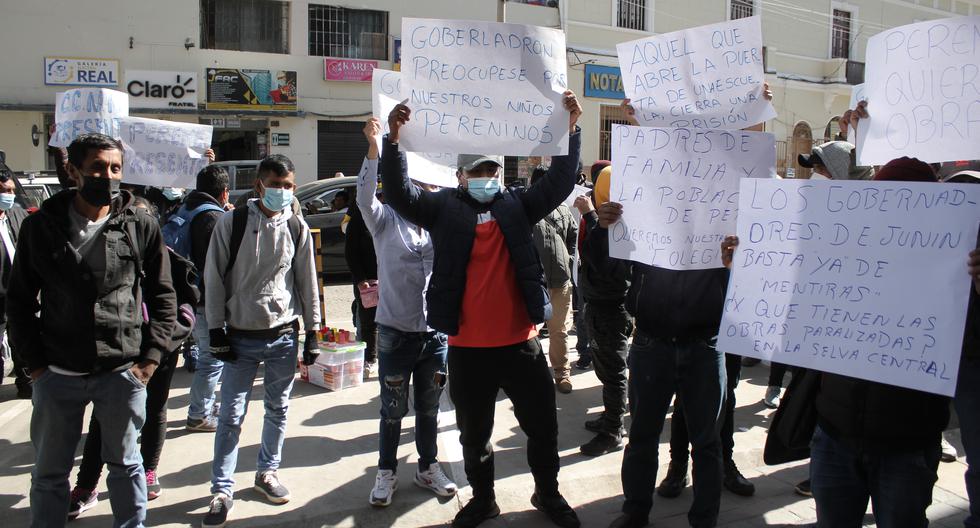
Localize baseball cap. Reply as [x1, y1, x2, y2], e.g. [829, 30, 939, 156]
[457, 154, 505, 172]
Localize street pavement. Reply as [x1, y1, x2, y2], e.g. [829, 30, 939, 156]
[0, 285, 972, 527]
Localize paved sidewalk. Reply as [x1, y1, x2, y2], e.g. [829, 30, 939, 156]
[0, 288, 972, 527]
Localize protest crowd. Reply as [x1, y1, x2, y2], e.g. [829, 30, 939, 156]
[1, 11, 980, 528]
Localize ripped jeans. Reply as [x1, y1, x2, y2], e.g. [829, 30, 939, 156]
[376, 324, 448, 473]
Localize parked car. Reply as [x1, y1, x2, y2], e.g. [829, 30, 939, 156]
[15, 172, 63, 211]
[296, 176, 358, 280]
[209, 160, 260, 204]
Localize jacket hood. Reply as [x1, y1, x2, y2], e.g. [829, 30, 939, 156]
[185, 190, 223, 210]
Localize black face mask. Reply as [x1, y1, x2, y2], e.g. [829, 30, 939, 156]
[78, 175, 120, 207]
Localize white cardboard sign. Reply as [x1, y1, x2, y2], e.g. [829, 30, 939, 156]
[856, 16, 980, 165]
[372, 68, 458, 188]
[616, 16, 776, 130]
[49, 88, 130, 147]
[718, 178, 980, 396]
[398, 18, 570, 156]
[609, 124, 775, 270]
[118, 117, 213, 188]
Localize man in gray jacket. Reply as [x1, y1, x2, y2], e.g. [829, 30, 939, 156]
[356, 118, 458, 508]
[530, 167, 578, 394]
[201, 154, 321, 527]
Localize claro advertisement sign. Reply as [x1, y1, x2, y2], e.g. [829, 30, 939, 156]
[125, 70, 198, 109]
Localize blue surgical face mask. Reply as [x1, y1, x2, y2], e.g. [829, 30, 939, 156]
[0, 193, 15, 211]
[262, 187, 293, 212]
[466, 177, 500, 204]
[162, 187, 184, 201]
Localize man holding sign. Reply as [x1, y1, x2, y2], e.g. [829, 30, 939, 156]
[383, 89, 582, 528]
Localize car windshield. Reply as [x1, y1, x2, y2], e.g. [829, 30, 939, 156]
[20, 185, 47, 210]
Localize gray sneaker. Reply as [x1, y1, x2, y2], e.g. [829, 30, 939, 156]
[186, 416, 218, 432]
[254, 470, 290, 504]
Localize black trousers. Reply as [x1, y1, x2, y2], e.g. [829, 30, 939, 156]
[76, 351, 179, 489]
[586, 301, 633, 434]
[669, 353, 742, 464]
[353, 285, 378, 363]
[448, 338, 560, 498]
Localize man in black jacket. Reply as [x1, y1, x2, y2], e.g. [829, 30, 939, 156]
[184, 165, 232, 432]
[590, 201, 728, 528]
[383, 91, 582, 528]
[0, 168, 30, 398]
[345, 203, 379, 372]
[7, 133, 176, 527]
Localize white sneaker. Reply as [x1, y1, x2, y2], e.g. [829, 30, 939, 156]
[369, 469, 398, 506]
[414, 463, 458, 497]
[763, 386, 781, 409]
[941, 435, 958, 462]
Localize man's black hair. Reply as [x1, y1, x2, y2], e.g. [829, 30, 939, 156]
[257, 154, 295, 181]
[529, 166, 548, 186]
[196, 165, 230, 201]
[335, 190, 349, 201]
[67, 133, 124, 169]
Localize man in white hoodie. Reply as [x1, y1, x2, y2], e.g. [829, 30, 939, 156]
[201, 154, 321, 527]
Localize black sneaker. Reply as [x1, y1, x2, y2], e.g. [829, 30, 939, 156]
[574, 356, 592, 370]
[580, 433, 623, 457]
[723, 460, 755, 497]
[608, 513, 649, 528]
[584, 416, 604, 433]
[656, 462, 689, 498]
[794, 479, 812, 497]
[452, 495, 500, 528]
[68, 487, 98, 519]
[530, 490, 580, 528]
[254, 470, 290, 504]
[202, 493, 232, 528]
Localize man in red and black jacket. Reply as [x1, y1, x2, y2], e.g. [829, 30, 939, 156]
[382, 91, 583, 528]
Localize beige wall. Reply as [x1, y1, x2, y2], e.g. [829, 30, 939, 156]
[0, 112, 47, 172]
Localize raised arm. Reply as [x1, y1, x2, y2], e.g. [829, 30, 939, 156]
[520, 90, 583, 224]
[380, 104, 441, 230]
[356, 118, 387, 236]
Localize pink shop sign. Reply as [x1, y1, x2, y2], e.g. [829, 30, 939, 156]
[324, 58, 378, 82]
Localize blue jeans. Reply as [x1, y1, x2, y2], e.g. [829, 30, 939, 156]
[211, 331, 298, 496]
[621, 330, 725, 528]
[31, 369, 147, 528]
[810, 425, 940, 528]
[376, 324, 448, 472]
[187, 308, 224, 420]
[956, 357, 980, 528]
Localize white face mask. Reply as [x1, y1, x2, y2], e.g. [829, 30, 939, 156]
[810, 173, 831, 180]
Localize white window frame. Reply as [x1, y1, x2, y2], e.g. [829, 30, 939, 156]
[828, 2, 859, 60]
[610, 0, 654, 34]
[726, 0, 760, 20]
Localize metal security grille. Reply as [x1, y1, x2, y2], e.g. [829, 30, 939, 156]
[617, 0, 646, 31]
[832, 9, 852, 59]
[317, 120, 369, 179]
[201, 0, 289, 54]
[731, 0, 754, 20]
[308, 4, 388, 60]
[599, 105, 629, 161]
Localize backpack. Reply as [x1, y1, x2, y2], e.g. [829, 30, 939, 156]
[225, 205, 305, 275]
[161, 202, 225, 260]
[123, 213, 201, 354]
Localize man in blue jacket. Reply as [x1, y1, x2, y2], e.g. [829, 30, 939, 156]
[383, 91, 582, 528]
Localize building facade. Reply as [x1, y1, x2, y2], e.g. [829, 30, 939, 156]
[0, 0, 976, 184]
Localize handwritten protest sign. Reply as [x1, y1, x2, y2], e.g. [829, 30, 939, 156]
[118, 117, 213, 188]
[718, 178, 980, 396]
[49, 88, 129, 147]
[372, 68, 458, 188]
[616, 16, 775, 130]
[856, 16, 980, 165]
[398, 18, 570, 156]
[609, 124, 775, 270]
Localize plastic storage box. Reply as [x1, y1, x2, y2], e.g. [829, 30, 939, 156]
[299, 341, 365, 391]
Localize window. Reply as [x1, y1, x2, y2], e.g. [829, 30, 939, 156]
[617, 0, 647, 31]
[831, 9, 852, 59]
[600, 105, 630, 161]
[201, 0, 289, 54]
[309, 5, 388, 60]
[730, 0, 754, 19]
